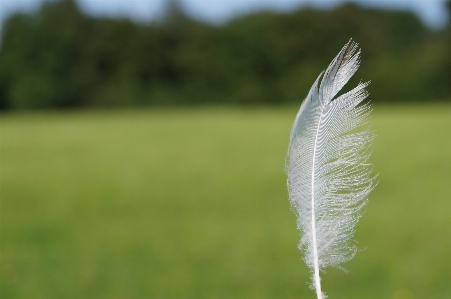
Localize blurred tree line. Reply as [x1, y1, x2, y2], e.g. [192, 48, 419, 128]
[0, 0, 450, 110]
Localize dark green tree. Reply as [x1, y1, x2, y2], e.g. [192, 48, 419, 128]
[0, 0, 450, 110]
[0, 0, 88, 109]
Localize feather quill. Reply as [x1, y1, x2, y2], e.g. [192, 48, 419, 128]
[286, 40, 376, 299]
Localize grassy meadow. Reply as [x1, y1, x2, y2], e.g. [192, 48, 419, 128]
[1, 104, 450, 299]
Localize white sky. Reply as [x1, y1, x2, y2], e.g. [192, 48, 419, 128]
[0, 0, 449, 28]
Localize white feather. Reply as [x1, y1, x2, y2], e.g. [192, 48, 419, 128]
[286, 40, 376, 299]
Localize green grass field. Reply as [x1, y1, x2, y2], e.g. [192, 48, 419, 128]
[1, 104, 450, 299]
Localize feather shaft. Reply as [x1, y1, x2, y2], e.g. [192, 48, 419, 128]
[311, 104, 326, 299]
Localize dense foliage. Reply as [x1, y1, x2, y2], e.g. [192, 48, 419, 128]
[0, 0, 450, 109]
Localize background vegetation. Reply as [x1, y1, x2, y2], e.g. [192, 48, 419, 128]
[1, 104, 451, 298]
[1, 1, 450, 298]
[0, 0, 450, 110]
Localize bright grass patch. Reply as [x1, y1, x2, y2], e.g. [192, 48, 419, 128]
[1, 104, 450, 298]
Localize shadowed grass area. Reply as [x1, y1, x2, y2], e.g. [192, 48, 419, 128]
[1, 104, 450, 299]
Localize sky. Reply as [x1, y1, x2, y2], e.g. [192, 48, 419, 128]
[0, 0, 449, 28]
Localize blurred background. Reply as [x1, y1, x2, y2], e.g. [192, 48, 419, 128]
[0, 0, 451, 108]
[1, 0, 450, 298]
